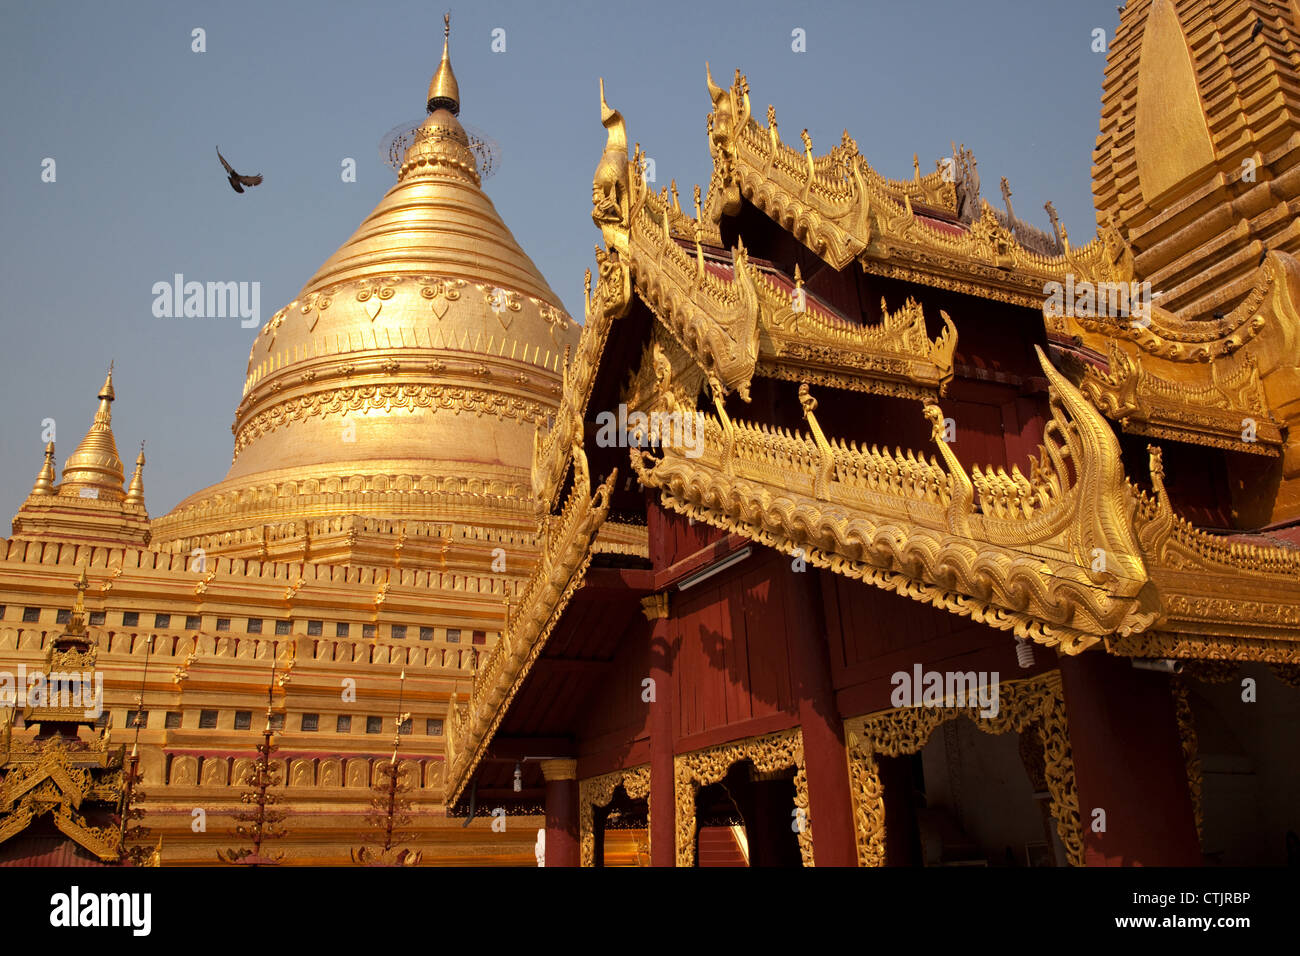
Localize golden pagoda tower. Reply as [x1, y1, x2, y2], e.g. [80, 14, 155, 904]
[1088, 0, 1300, 524]
[1094, 0, 1300, 317]
[152, 13, 581, 569]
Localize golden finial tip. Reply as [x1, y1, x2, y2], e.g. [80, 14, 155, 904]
[99, 365, 116, 402]
[427, 11, 460, 115]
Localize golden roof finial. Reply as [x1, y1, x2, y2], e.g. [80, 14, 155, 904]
[30, 441, 57, 496]
[67, 566, 89, 634]
[427, 12, 460, 115]
[100, 362, 116, 402]
[126, 441, 147, 507]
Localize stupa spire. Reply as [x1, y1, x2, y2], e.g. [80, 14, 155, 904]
[427, 12, 460, 115]
[60, 363, 126, 501]
[125, 442, 147, 508]
[30, 441, 57, 496]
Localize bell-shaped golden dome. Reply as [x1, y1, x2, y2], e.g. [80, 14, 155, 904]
[60, 368, 125, 501]
[154, 18, 580, 552]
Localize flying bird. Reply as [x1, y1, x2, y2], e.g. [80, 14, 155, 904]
[216, 147, 263, 193]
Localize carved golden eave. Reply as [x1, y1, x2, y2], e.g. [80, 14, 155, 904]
[627, 336, 1300, 660]
[632, 347, 1158, 652]
[444, 467, 617, 805]
[530, 254, 626, 512]
[1059, 251, 1300, 494]
[591, 519, 649, 561]
[700, 68, 1127, 309]
[626, 187, 762, 401]
[634, 182, 959, 402]
[1104, 445, 1300, 663]
[1075, 338, 1282, 457]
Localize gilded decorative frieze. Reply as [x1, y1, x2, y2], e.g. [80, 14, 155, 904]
[1107, 630, 1300, 665]
[674, 728, 811, 867]
[578, 765, 650, 867]
[233, 381, 548, 460]
[844, 671, 1083, 867]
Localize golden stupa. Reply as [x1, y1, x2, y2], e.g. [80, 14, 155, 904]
[152, 16, 580, 561]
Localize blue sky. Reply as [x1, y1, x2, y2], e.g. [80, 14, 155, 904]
[0, 0, 1122, 517]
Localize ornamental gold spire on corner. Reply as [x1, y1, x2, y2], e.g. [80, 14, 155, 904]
[59, 365, 125, 501]
[427, 12, 459, 116]
[125, 442, 146, 508]
[30, 442, 56, 496]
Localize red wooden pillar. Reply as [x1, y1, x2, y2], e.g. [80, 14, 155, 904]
[643, 593, 676, 866]
[785, 568, 858, 865]
[1059, 652, 1201, 866]
[540, 758, 579, 867]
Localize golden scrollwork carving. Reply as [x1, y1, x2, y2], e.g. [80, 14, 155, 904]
[673, 728, 812, 867]
[1169, 676, 1204, 846]
[1107, 630, 1300, 664]
[578, 765, 651, 867]
[844, 671, 1083, 867]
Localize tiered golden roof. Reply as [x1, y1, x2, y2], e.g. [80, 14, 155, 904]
[153, 20, 580, 557]
[0, 571, 129, 862]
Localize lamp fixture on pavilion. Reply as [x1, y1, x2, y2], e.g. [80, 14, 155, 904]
[1132, 658, 1183, 674]
[677, 547, 753, 592]
[1015, 637, 1035, 669]
[513, 762, 522, 793]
